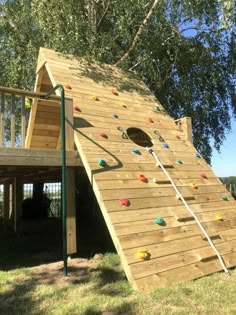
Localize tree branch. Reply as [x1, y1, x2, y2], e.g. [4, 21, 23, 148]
[0, 4, 16, 30]
[97, 1, 110, 30]
[114, 0, 160, 67]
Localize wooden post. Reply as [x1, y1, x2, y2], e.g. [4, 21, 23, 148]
[0, 94, 5, 147]
[21, 96, 26, 147]
[66, 167, 77, 254]
[181, 117, 193, 143]
[56, 97, 74, 150]
[3, 183, 10, 223]
[11, 95, 16, 147]
[13, 178, 23, 233]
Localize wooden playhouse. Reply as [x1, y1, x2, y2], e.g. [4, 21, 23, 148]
[1, 47, 236, 292]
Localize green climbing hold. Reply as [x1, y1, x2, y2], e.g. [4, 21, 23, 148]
[221, 195, 228, 201]
[176, 159, 183, 164]
[154, 106, 160, 112]
[98, 159, 107, 167]
[155, 217, 165, 225]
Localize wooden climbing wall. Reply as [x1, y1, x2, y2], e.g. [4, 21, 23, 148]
[29, 48, 236, 292]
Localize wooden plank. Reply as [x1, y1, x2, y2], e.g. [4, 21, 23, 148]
[21, 96, 26, 147]
[11, 95, 15, 147]
[3, 182, 10, 222]
[66, 167, 77, 254]
[0, 93, 5, 147]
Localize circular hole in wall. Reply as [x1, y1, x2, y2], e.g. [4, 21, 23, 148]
[127, 127, 153, 147]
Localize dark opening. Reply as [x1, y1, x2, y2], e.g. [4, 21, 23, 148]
[127, 127, 153, 147]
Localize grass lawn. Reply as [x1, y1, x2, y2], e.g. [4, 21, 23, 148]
[1, 222, 236, 315]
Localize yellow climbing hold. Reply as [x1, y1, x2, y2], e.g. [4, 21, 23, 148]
[136, 249, 150, 260]
[91, 96, 99, 101]
[215, 213, 223, 221]
[190, 183, 198, 189]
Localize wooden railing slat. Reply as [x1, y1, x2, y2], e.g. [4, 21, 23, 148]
[11, 95, 16, 147]
[0, 94, 5, 147]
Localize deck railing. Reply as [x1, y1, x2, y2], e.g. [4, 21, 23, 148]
[0, 86, 60, 148]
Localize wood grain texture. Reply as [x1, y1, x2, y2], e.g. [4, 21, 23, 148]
[25, 47, 236, 292]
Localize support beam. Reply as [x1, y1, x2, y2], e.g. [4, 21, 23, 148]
[3, 182, 10, 223]
[13, 178, 23, 233]
[66, 167, 77, 254]
[175, 116, 193, 143]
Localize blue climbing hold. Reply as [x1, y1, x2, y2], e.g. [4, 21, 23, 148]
[132, 149, 141, 155]
[195, 152, 201, 158]
[162, 143, 169, 148]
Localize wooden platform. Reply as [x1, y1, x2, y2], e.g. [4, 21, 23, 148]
[26, 47, 236, 292]
[0, 147, 80, 183]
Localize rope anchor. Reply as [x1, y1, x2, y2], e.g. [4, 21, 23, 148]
[117, 126, 128, 139]
[154, 130, 164, 142]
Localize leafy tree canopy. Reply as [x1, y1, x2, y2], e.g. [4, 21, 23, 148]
[0, 0, 235, 162]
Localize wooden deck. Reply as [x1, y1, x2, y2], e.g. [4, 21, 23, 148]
[0, 147, 80, 183]
[25, 47, 236, 292]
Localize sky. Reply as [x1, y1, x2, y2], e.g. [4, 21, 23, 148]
[211, 119, 236, 177]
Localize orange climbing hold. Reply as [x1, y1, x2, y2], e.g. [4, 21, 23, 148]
[176, 135, 181, 139]
[148, 118, 154, 123]
[137, 174, 147, 182]
[200, 173, 207, 179]
[99, 132, 108, 138]
[65, 84, 72, 89]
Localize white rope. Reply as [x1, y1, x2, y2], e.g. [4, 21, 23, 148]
[146, 147, 229, 274]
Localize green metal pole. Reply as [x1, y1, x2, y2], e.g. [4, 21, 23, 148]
[43, 84, 67, 276]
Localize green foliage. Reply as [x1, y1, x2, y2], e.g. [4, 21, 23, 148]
[0, 0, 235, 162]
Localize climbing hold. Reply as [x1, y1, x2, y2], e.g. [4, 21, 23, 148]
[195, 152, 201, 158]
[112, 113, 119, 118]
[65, 84, 72, 89]
[91, 96, 99, 101]
[99, 132, 108, 138]
[155, 217, 165, 225]
[200, 173, 207, 179]
[176, 135, 181, 139]
[136, 249, 151, 260]
[148, 118, 154, 123]
[98, 159, 107, 167]
[221, 195, 228, 201]
[132, 149, 141, 155]
[73, 105, 80, 111]
[176, 159, 183, 164]
[162, 143, 169, 148]
[153, 178, 158, 183]
[119, 198, 130, 207]
[190, 183, 198, 189]
[216, 213, 223, 220]
[121, 104, 127, 108]
[137, 174, 147, 182]
[111, 88, 119, 95]
[154, 106, 160, 112]
[25, 97, 31, 109]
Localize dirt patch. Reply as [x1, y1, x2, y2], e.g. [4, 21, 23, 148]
[30, 256, 101, 286]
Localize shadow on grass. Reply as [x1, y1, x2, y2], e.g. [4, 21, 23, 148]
[0, 278, 42, 315]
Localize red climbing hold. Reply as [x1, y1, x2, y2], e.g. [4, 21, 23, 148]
[200, 173, 207, 179]
[111, 88, 119, 95]
[65, 84, 72, 89]
[137, 174, 147, 182]
[99, 132, 107, 138]
[176, 135, 181, 139]
[148, 118, 154, 123]
[119, 198, 130, 206]
[73, 105, 80, 111]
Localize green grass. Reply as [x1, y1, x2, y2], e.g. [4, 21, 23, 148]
[1, 252, 236, 315]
